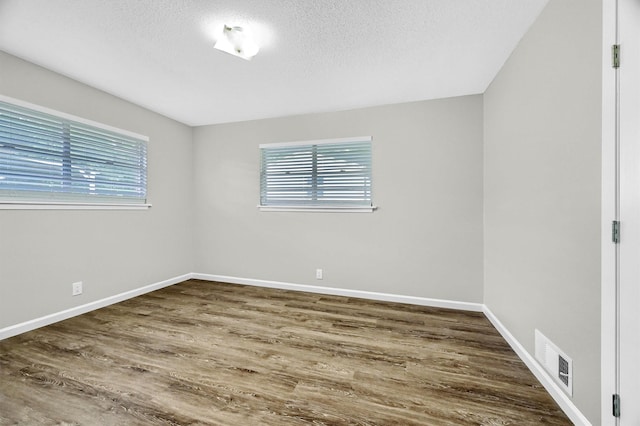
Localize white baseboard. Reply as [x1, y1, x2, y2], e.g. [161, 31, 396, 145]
[0, 271, 590, 425]
[483, 306, 591, 426]
[191, 273, 484, 312]
[195, 274, 589, 423]
[0, 273, 192, 341]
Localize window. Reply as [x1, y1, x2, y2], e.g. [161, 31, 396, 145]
[259, 136, 375, 212]
[0, 96, 148, 209]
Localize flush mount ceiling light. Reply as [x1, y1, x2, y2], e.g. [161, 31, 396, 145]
[214, 25, 260, 60]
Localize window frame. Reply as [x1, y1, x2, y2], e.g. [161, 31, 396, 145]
[258, 136, 376, 213]
[0, 94, 150, 210]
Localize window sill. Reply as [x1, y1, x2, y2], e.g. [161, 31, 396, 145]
[0, 201, 152, 210]
[258, 205, 377, 213]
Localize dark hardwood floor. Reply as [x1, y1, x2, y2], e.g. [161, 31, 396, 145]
[0, 279, 571, 425]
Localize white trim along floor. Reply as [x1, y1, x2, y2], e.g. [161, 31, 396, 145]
[0, 272, 590, 425]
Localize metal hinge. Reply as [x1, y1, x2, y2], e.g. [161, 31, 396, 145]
[612, 220, 620, 244]
[613, 393, 621, 418]
[612, 44, 620, 68]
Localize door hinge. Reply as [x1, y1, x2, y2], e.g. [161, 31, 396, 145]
[612, 220, 620, 244]
[613, 393, 621, 417]
[612, 44, 620, 68]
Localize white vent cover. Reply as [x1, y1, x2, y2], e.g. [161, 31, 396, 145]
[535, 329, 573, 396]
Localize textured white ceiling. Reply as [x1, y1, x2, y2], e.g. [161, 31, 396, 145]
[0, 0, 548, 126]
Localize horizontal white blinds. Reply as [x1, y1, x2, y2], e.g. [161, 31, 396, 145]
[0, 99, 147, 203]
[260, 138, 372, 207]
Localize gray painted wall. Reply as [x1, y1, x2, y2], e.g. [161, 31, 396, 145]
[193, 96, 484, 303]
[1, 0, 603, 420]
[0, 51, 194, 328]
[483, 0, 601, 423]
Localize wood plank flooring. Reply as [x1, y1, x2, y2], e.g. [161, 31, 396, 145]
[0, 280, 571, 425]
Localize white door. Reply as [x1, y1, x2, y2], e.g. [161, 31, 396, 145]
[618, 0, 640, 424]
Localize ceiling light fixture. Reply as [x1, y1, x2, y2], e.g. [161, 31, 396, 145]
[214, 25, 260, 61]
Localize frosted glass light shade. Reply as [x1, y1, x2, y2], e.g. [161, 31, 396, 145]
[214, 25, 259, 60]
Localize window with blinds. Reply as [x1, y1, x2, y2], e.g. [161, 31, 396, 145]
[0, 97, 148, 206]
[259, 137, 374, 212]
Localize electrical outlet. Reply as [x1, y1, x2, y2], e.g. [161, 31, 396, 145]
[316, 269, 323, 280]
[72, 281, 83, 296]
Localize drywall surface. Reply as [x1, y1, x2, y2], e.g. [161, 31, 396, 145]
[193, 96, 484, 302]
[0, 0, 549, 126]
[483, 0, 601, 422]
[0, 51, 194, 329]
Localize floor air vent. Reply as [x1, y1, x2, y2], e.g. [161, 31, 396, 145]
[558, 355, 570, 386]
[534, 329, 573, 396]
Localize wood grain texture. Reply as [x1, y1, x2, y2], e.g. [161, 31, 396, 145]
[0, 280, 571, 425]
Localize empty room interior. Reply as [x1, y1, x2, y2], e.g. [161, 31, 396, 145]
[0, 0, 614, 425]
